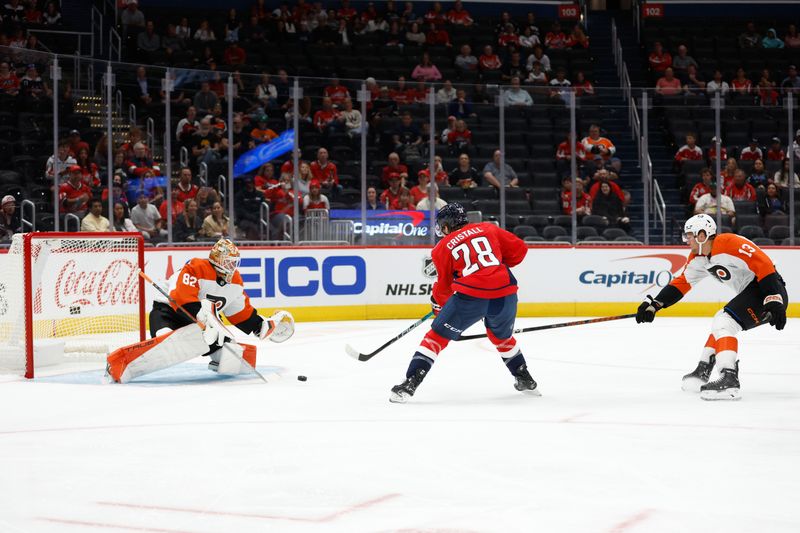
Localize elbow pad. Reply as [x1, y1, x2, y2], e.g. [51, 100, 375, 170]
[759, 272, 785, 300]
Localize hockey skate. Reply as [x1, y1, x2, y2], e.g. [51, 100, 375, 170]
[389, 368, 427, 403]
[513, 364, 541, 396]
[681, 355, 716, 392]
[700, 362, 741, 401]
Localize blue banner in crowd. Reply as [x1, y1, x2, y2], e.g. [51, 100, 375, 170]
[233, 130, 295, 177]
[330, 209, 433, 241]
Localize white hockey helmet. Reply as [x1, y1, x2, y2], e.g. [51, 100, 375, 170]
[209, 238, 241, 283]
[682, 214, 717, 244]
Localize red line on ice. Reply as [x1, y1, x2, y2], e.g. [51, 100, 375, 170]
[607, 509, 654, 532]
[38, 517, 196, 533]
[97, 493, 401, 523]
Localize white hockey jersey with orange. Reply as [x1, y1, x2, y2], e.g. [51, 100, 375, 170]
[669, 233, 777, 297]
[159, 258, 256, 327]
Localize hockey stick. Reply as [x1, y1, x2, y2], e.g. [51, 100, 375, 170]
[345, 311, 434, 362]
[456, 313, 637, 341]
[138, 270, 269, 383]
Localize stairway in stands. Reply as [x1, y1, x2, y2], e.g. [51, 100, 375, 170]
[589, 10, 680, 243]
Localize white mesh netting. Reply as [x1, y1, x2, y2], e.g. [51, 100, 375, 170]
[0, 233, 144, 377]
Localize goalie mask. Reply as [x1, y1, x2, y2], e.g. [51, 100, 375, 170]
[209, 238, 241, 283]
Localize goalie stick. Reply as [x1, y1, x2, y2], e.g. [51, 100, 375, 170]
[138, 270, 269, 383]
[346, 312, 434, 362]
[455, 313, 637, 341]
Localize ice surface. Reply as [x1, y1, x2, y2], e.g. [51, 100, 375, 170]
[1, 317, 799, 533]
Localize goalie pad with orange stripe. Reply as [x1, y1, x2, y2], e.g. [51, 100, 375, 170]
[105, 324, 258, 383]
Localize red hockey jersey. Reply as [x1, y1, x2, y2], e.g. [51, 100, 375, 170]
[431, 222, 527, 305]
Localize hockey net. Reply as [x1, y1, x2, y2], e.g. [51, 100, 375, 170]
[0, 232, 145, 378]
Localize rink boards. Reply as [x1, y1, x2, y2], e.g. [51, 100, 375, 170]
[135, 245, 799, 321]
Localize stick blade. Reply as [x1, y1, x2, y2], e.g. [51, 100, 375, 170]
[345, 344, 368, 362]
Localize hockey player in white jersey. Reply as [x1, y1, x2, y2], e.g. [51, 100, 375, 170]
[106, 238, 294, 383]
[635, 214, 788, 400]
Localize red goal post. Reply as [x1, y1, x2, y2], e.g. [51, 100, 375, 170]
[0, 232, 146, 379]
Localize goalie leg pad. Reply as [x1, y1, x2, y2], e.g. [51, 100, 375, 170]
[208, 343, 257, 375]
[106, 323, 209, 383]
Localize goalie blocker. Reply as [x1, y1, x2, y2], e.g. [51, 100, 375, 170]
[106, 239, 295, 383]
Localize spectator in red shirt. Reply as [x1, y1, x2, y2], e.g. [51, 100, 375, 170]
[0, 61, 20, 96]
[588, 169, 625, 204]
[572, 71, 594, 97]
[720, 157, 739, 189]
[127, 142, 161, 177]
[66, 129, 90, 158]
[446, 0, 473, 26]
[394, 188, 417, 211]
[390, 76, 414, 105]
[309, 147, 339, 189]
[159, 188, 184, 223]
[739, 138, 763, 161]
[265, 173, 295, 240]
[59, 165, 91, 215]
[561, 177, 592, 216]
[725, 169, 757, 201]
[380, 173, 407, 209]
[544, 21, 568, 49]
[566, 25, 590, 49]
[423, 1, 446, 27]
[175, 168, 198, 203]
[479, 45, 502, 71]
[382, 152, 408, 187]
[323, 77, 351, 108]
[674, 133, 703, 166]
[707, 136, 727, 164]
[410, 169, 433, 204]
[303, 180, 330, 212]
[411, 80, 431, 103]
[336, 0, 357, 22]
[446, 119, 473, 156]
[498, 23, 520, 49]
[223, 41, 246, 66]
[656, 67, 683, 96]
[688, 168, 715, 207]
[648, 41, 672, 73]
[75, 147, 100, 188]
[767, 137, 785, 160]
[420, 156, 449, 187]
[731, 68, 752, 94]
[313, 97, 341, 134]
[254, 162, 277, 193]
[425, 22, 451, 47]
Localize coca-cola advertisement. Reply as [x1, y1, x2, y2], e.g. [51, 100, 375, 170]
[36, 257, 140, 318]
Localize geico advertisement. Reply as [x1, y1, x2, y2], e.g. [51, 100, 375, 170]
[142, 248, 436, 307]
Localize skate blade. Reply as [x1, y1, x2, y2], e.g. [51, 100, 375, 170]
[700, 388, 741, 401]
[681, 376, 705, 393]
[389, 391, 409, 403]
[520, 388, 542, 397]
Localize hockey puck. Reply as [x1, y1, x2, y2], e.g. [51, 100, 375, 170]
[297, 375, 307, 382]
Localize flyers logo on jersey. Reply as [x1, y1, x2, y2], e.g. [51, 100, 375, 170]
[708, 265, 732, 282]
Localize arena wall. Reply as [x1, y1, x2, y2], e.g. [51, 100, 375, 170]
[131, 245, 799, 320]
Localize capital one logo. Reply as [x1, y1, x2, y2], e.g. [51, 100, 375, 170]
[353, 211, 430, 237]
[578, 254, 686, 293]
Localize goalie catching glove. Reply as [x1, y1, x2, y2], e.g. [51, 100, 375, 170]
[258, 310, 295, 343]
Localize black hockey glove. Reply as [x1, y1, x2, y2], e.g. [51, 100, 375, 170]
[635, 295, 663, 323]
[762, 294, 786, 330]
[430, 296, 442, 316]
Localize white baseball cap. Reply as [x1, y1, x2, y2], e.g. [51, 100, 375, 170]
[1, 194, 15, 206]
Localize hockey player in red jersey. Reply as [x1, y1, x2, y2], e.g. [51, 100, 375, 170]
[106, 238, 294, 383]
[635, 214, 788, 400]
[390, 203, 539, 402]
